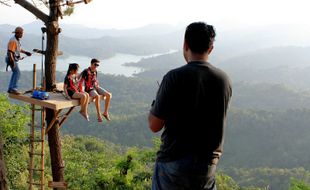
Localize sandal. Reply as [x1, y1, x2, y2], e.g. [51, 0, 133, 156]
[98, 116, 103, 123]
[103, 113, 111, 121]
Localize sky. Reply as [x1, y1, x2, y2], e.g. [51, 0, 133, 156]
[0, 0, 310, 29]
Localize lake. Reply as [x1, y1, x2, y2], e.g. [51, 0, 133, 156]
[17, 50, 177, 77]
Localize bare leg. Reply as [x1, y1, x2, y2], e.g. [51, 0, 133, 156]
[94, 95, 102, 120]
[84, 93, 90, 116]
[103, 92, 112, 120]
[72, 92, 89, 120]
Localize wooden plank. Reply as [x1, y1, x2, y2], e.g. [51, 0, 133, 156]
[48, 181, 67, 189]
[8, 92, 80, 110]
[8, 83, 105, 110]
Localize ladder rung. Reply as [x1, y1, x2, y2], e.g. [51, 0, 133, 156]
[28, 168, 44, 171]
[29, 152, 44, 156]
[48, 181, 67, 189]
[34, 108, 43, 111]
[35, 125, 44, 129]
[28, 124, 44, 129]
[29, 139, 44, 143]
[27, 181, 45, 186]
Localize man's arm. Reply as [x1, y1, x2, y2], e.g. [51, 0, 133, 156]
[21, 49, 32, 56]
[148, 112, 165, 133]
[7, 51, 15, 63]
[63, 83, 71, 100]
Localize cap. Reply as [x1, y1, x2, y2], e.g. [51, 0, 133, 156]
[13, 26, 23, 33]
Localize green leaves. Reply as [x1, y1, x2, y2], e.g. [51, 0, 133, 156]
[0, 94, 29, 189]
[289, 178, 310, 190]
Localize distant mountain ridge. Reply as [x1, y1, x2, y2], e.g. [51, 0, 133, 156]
[1, 22, 310, 81]
[0, 22, 182, 60]
[21, 21, 184, 39]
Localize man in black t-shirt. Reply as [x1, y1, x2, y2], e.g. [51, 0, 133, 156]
[148, 22, 232, 190]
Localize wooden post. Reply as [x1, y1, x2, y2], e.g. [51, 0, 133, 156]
[42, 76, 46, 91]
[33, 64, 37, 90]
[40, 107, 45, 190]
[29, 64, 37, 190]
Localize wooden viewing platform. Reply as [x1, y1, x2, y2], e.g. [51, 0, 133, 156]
[8, 91, 79, 110]
[8, 83, 103, 110]
[8, 83, 104, 135]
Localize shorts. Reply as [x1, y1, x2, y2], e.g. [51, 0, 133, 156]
[88, 87, 109, 98]
[152, 156, 217, 190]
[67, 89, 75, 98]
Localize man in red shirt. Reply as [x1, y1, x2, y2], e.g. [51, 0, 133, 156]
[81, 58, 112, 122]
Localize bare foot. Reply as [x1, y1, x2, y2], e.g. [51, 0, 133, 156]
[102, 113, 111, 121]
[79, 111, 89, 121]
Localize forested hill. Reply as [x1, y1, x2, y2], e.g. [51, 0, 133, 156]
[1, 69, 310, 189]
[1, 69, 310, 164]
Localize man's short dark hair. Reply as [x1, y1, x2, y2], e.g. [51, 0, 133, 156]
[91, 58, 100, 64]
[185, 22, 216, 54]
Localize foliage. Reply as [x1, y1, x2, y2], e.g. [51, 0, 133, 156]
[0, 94, 29, 189]
[216, 172, 240, 190]
[61, 135, 155, 189]
[223, 108, 310, 169]
[224, 167, 310, 190]
[289, 178, 310, 190]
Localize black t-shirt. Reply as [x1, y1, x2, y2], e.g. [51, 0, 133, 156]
[151, 61, 232, 162]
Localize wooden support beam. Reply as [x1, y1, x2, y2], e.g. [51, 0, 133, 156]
[58, 107, 75, 129]
[45, 110, 61, 135]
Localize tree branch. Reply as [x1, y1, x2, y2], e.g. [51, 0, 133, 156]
[14, 0, 49, 23]
[0, 1, 11, 6]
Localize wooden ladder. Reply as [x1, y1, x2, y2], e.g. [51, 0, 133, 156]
[28, 64, 46, 190]
[28, 105, 46, 190]
[28, 64, 45, 190]
[27, 64, 68, 190]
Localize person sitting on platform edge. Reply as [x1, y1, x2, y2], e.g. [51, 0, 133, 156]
[80, 58, 112, 123]
[64, 63, 90, 121]
[6, 26, 32, 95]
[148, 22, 232, 190]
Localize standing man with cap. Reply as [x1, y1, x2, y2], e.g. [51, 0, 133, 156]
[80, 58, 112, 122]
[149, 22, 232, 190]
[6, 26, 32, 95]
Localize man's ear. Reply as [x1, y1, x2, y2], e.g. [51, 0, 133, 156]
[183, 41, 189, 51]
[183, 41, 189, 62]
[207, 45, 214, 55]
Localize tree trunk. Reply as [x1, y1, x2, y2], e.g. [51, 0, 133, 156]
[14, 0, 66, 187]
[0, 136, 8, 190]
[45, 0, 64, 186]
